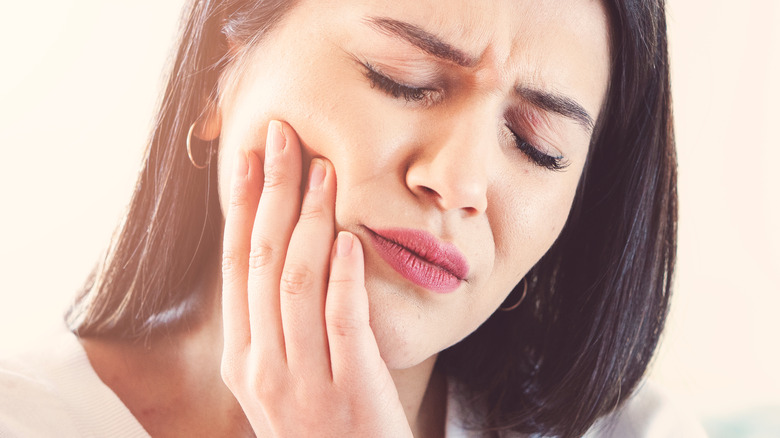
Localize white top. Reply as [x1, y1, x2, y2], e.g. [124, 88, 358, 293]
[1, 325, 706, 438]
[444, 381, 708, 438]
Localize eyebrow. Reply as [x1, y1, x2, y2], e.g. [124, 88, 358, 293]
[365, 16, 595, 134]
[517, 87, 595, 133]
[365, 16, 478, 68]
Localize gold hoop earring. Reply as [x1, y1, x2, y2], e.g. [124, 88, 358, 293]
[500, 277, 527, 312]
[187, 122, 211, 169]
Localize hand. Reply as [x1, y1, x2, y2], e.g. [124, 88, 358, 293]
[220, 120, 413, 437]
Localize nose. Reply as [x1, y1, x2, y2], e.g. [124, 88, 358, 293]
[405, 119, 491, 216]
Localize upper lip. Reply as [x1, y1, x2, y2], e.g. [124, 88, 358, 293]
[363, 226, 470, 280]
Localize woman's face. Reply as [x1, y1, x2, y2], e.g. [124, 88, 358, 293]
[213, 0, 610, 369]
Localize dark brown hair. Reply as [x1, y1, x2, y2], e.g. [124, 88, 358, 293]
[67, 0, 298, 338]
[67, 1, 676, 437]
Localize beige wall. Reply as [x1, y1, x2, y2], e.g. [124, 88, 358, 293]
[1, 0, 777, 420]
[653, 0, 780, 416]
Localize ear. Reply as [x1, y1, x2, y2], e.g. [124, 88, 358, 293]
[193, 103, 222, 142]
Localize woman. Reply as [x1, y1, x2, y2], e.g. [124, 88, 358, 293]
[0, 0, 699, 436]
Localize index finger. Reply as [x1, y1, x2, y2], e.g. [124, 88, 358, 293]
[222, 148, 264, 352]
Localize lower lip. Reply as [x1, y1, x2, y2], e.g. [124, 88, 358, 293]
[366, 230, 463, 294]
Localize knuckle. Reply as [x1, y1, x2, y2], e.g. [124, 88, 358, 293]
[220, 355, 243, 389]
[221, 250, 243, 276]
[326, 311, 367, 338]
[298, 201, 324, 222]
[247, 368, 285, 401]
[280, 265, 314, 295]
[327, 276, 359, 289]
[228, 184, 251, 210]
[262, 166, 292, 193]
[220, 364, 236, 388]
[248, 241, 275, 272]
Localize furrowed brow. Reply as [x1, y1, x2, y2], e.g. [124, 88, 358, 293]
[517, 87, 595, 134]
[365, 16, 478, 68]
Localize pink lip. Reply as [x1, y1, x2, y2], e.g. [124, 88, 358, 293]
[364, 227, 469, 294]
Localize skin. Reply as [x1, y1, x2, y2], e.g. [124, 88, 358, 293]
[82, 0, 611, 436]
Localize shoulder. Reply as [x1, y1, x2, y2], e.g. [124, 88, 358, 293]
[0, 352, 80, 437]
[445, 380, 706, 438]
[0, 324, 150, 438]
[584, 382, 707, 438]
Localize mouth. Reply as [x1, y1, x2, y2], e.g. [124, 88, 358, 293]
[363, 226, 469, 294]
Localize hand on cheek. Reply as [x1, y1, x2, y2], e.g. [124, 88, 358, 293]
[220, 121, 413, 437]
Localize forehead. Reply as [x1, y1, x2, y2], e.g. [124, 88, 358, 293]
[352, 0, 609, 49]
[305, 0, 612, 116]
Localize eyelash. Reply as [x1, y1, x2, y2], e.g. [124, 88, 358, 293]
[361, 62, 567, 171]
[362, 63, 439, 105]
[505, 125, 569, 171]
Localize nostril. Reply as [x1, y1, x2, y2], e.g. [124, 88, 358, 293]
[420, 186, 438, 197]
[405, 154, 489, 214]
[463, 206, 479, 216]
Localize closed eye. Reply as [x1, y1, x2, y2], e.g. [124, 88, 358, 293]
[361, 62, 441, 106]
[505, 125, 569, 171]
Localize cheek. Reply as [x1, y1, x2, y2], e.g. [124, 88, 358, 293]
[490, 170, 581, 282]
[214, 47, 347, 215]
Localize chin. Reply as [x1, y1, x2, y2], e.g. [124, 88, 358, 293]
[364, 276, 454, 370]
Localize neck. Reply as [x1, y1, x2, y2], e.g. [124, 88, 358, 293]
[392, 357, 447, 437]
[82, 286, 446, 437]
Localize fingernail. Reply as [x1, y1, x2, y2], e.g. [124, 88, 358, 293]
[337, 232, 353, 257]
[234, 149, 248, 177]
[308, 159, 326, 190]
[265, 120, 285, 164]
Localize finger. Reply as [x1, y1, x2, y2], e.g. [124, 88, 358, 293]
[279, 158, 336, 378]
[221, 148, 263, 353]
[325, 232, 382, 383]
[247, 120, 302, 362]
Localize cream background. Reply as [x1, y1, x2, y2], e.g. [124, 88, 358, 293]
[0, 0, 778, 425]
